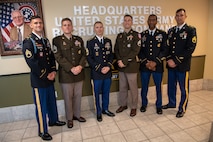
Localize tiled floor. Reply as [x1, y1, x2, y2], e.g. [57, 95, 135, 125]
[0, 90, 213, 142]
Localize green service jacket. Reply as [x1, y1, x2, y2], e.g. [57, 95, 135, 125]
[53, 34, 86, 83]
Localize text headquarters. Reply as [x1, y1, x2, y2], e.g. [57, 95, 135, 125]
[52, 5, 175, 37]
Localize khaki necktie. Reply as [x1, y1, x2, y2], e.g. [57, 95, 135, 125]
[18, 28, 22, 42]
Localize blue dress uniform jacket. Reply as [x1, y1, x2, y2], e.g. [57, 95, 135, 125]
[22, 33, 56, 87]
[87, 36, 113, 80]
[139, 29, 167, 72]
[114, 29, 141, 73]
[52, 34, 86, 83]
[166, 24, 197, 71]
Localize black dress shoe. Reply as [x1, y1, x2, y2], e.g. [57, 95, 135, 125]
[49, 120, 66, 126]
[156, 108, 163, 115]
[140, 106, 147, 112]
[176, 111, 185, 118]
[67, 120, 73, 128]
[73, 116, 86, 122]
[39, 132, 52, 141]
[97, 114, 102, 122]
[130, 109, 137, 117]
[102, 110, 115, 117]
[162, 104, 176, 109]
[116, 106, 128, 113]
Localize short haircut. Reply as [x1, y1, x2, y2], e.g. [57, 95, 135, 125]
[11, 10, 23, 17]
[148, 14, 157, 20]
[61, 18, 72, 25]
[30, 15, 41, 22]
[94, 21, 103, 27]
[176, 8, 186, 13]
[124, 14, 133, 20]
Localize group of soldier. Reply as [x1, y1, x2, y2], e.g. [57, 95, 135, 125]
[21, 8, 197, 141]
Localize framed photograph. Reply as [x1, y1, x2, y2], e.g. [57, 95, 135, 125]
[0, 0, 43, 56]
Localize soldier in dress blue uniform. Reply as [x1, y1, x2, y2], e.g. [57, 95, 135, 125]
[139, 14, 167, 115]
[162, 8, 197, 118]
[22, 16, 66, 141]
[114, 14, 141, 117]
[87, 21, 115, 122]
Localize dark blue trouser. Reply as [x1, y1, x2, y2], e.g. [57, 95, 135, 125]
[33, 85, 59, 134]
[93, 78, 111, 115]
[167, 69, 189, 112]
[140, 71, 163, 108]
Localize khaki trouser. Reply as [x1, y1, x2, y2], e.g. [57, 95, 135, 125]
[118, 72, 138, 109]
[60, 81, 83, 120]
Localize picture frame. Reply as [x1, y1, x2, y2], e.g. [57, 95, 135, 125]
[0, 0, 43, 56]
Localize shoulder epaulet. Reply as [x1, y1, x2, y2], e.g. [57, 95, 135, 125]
[142, 30, 148, 34]
[103, 36, 109, 40]
[25, 35, 32, 40]
[132, 30, 138, 34]
[188, 25, 196, 29]
[73, 35, 83, 40]
[87, 37, 94, 41]
[168, 26, 176, 32]
[158, 29, 166, 33]
[72, 35, 77, 38]
[52, 35, 62, 40]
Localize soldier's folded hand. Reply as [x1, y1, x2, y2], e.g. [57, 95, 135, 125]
[146, 60, 156, 71]
[101, 66, 110, 74]
[167, 59, 177, 68]
[149, 61, 156, 71]
[47, 71, 56, 80]
[118, 60, 125, 68]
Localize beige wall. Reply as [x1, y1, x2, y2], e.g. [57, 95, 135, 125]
[41, 0, 208, 56]
[0, 0, 209, 75]
[204, 0, 213, 79]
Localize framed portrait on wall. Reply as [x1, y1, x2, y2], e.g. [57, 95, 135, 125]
[0, 0, 43, 56]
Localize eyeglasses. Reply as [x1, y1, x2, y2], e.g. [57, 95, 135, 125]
[12, 16, 23, 20]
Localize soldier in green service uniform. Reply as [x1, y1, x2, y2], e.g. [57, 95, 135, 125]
[114, 14, 141, 117]
[52, 18, 86, 128]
